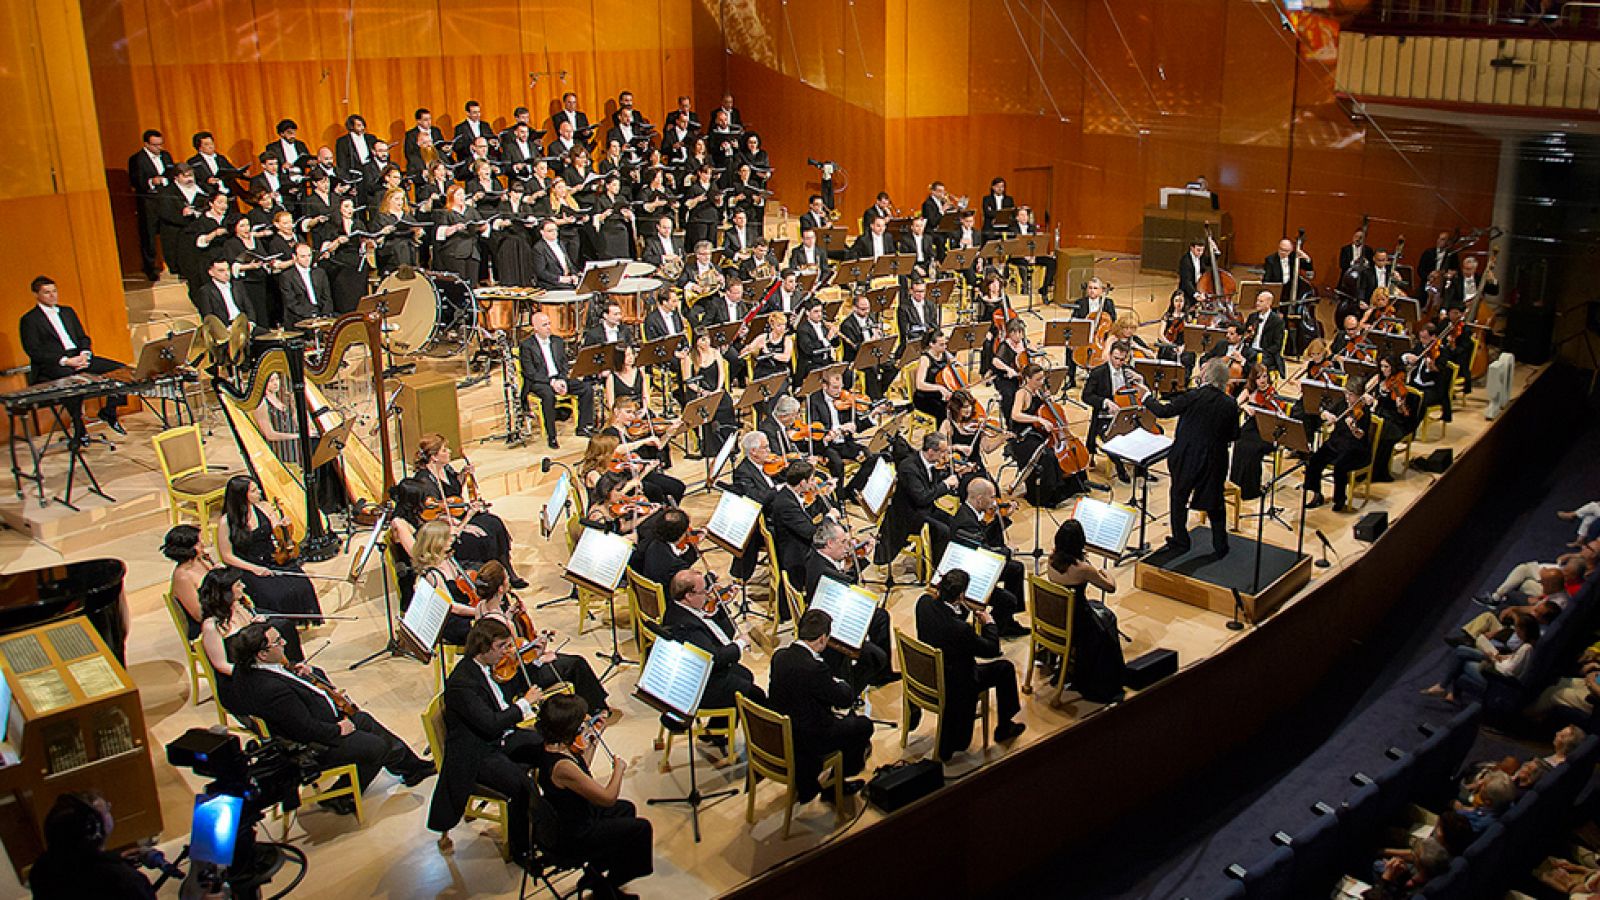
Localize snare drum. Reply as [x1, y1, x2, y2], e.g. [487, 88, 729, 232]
[378, 269, 478, 357]
[537, 290, 588, 339]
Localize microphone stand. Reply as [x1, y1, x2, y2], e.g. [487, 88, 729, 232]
[1009, 440, 1054, 572]
[350, 505, 406, 670]
[1227, 587, 1248, 632]
[1314, 529, 1340, 569]
[536, 457, 584, 611]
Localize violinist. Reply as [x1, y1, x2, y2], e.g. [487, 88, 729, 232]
[1199, 319, 1249, 374]
[766, 461, 831, 617]
[411, 519, 483, 646]
[603, 343, 649, 412]
[794, 300, 841, 380]
[230, 622, 435, 802]
[630, 508, 700, 588]
[742, 312, 793, 393]
[1082, 341, 1139, 484]
[989, 317, 1030, 416]
[914, 570, 1026, 763]
[1349, 248, 1406, 322]
[601, 397, 686, 506]
[806, 370, 875, 498]
[1011, 364, 1090, 506]
[1305, 381, 1373, 513]
[583, 471, 659, 537]
[767, 608, 875, 804]
[879, 432, 958, 570]
[1367, 353, 1415, 484]
[475, 562, 611, 716]
[729, 432, 780, 580]
[1159, 289, 1199, 380]
[1440, 304, 1477, 396]
[1330, 314, 1371, 361]
[1406, 321, 1451, 424]
[949, 478, 1029, 638]
[215, 476, 323, 619]
[912, 328, 957, 424]
[414, 434, 526, 587]
[1242, 290, 1286, 375]
[841, 293, 897, 400]
[1229, 364, 1280, 501]
[944, 390, 1006, 489]
[662, 570, 766, 757]
[1141, 359, 1243, 557]
[758, 394, 810, 460]
[801, 521, 895, 691]
[427, 618, 548, 870]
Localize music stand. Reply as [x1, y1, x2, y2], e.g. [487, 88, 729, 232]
[1043, 366, 1071, 395]
[700, 431, 739, 496]
[637, 334, 686, 370]
[1342, 357, 1378, 386]
[565, 525, 637, 680]
[990, 208, 1019, 231]
[798, 363, 848, 400]
[734, 373, 788, 417]
[933, 212, 963, 233]
[795, 271, 820, 295]
[851, 336, 897, 377]
[1299, 379, 1339, 417]
[942, 248, 981, 274]
[925, 277, 958, 308]
[978, 239, 1008, 270]
[895, 339, 925, 370]
[397, 578, 452, 664]
[1245, 410, 1311, 593]
[1134, 358, 1187, 395]
[702, 321, 745, 352]
[355, 289, 410, 320]
[133, 330, 196, 380]
[1370, 330, 1410, 361]
[946, 322, 988, 356]
[571, 340, 622, 381]
[1006, 235, 1051, 319]
[1183, 324, 1226, 357]
[932, 542, 1006, 605]
[865, 285, 898, 315]
[833, 259, 872, 288]
[639, 639, 732, 843]
[1043, 320, 1073, 369]
[815, 226, 849, 257]
[871, 254, 917, 280]
[1393, 296, 1422, 329]
[1070, 497, 1139, 564]
[1099, 428, 1173, 555]
[677, 389, 726, 488]
[855, 455, 896, 521]
[310, 420, 354, 468]
[578, 261, 630, 295]
[809, 576, 880, 659]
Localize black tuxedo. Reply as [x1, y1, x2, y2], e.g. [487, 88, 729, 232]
[798, 549, 892, 691]
[1143, 384, 1240, 554]
[1176, 251, 1207, 302]
[519, 333, 594, 440]
[788, 243, 831, 274]
[880, 452, 955, 568]
[896, 295, 941, 351]
[156, 184, 209, 280]
[1070, 294, 1118, 322]
[334, 132, 377, 174]
[798, 210, 831, 234]
[766, 643, 873, 796]
[630, 537, 698, 589]
[721, 222, 760, 258]
[914, 594, 1019, 760]
[660, 602, 763, 715]
[981, 193, 1016, 237]
[186, 152, 237, 197]
[732, 457, 778, 506]
[277, 264, 334, 324]
[129, 147, 176, 278]
[948, 503, 1026, 627]
[452, 119, 494, 153]
[642, 307, 687, 343]
[900, 231, 937, 269]
[262, 138, 310, 169]
[694, 293, 746, 331]
[1417, 247, 1461, 286]
[552, 109, 591, 138]
[793, 318, 838, 380]
[20, 305, 128, 436]
[765, 486, 819, 593]
[1338, 242, 1375, 274]
[402, 125, 447, 172]
[921, 196, 952, 229]
[530, 239, 578, 290]
[849, 231, 895, 260]
[194, 279, 259, 326]
[1244, 309, 1286, 373]
[1354, 266, 1406, 308]
[640, 233, 683, 268]
[426, 657, 544, 858]
[1262, 252, 1314, 297]
[232, 665, 428, 791]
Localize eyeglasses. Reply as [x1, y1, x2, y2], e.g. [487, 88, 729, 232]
[267, 636, 286, 648]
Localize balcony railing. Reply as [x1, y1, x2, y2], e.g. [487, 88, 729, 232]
[1352, 1, 1600, 33]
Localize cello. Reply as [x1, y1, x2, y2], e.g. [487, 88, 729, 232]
[1194, 221, 1237, 312]
[1035, 396, 1092, 477]
[1468, 244, 1499, 380]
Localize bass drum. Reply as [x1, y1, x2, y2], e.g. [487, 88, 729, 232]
[378, 268, 478, 357]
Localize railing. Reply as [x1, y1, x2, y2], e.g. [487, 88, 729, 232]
[1352, 0, 1600, 33]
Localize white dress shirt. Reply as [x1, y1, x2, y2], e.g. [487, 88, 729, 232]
[38, 304, 77, 360]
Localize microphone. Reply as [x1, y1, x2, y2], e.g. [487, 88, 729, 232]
[541, 457, 553, 473]
[1314, 528, 1339, 569]
[805, 158, 832, 170]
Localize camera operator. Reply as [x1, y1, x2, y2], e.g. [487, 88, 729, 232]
[28, 791, 158, 899]
[228, 623, 436, 812]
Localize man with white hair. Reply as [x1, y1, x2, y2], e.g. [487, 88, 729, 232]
[1141, 358, 1243, 557]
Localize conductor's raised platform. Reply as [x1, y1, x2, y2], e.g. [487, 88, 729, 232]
[1134, 527, 1312, 623]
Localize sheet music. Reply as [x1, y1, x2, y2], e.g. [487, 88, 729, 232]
[400, 579, 451, 649]
[565, 526, 634, 591]
[858, 457, 894, 518]
[706, 491, 761, 552]
[1100, 429, 1173, 466]
[636, 639, 712, 718]
[542, 471, 571, 534]
[710, 432, 739, 483]
[808, 577, 877, 650]
[1072, 497, 1138, 557]
[934, 542, 1005, 603]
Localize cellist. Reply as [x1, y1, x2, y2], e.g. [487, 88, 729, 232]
[1067, 277, 1118, 388]
[912, 328, 958, 424]
[1082, 341, 1138, 484]
[1010, 364, 1091, 507]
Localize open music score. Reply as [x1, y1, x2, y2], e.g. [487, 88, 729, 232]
[934, 542, 1005, 604]
[399, 578, 451, 659]
[808, 577, 878, 652]
[634, 638, 713, 721]
[857, 457, 894, 519]
[1101, 427, 1172, 469]
[705, 491, 762, 554]
[564, 526, 634, 594]
[1071, 497, 1139, 560]
[542, 470, 572, 535]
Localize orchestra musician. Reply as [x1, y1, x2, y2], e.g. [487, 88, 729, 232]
[794, 300, 841, 380]
[730, 431, 780, 580]
[1417, 231, 1461, 287]
[807, 370, 877, 500]
[197, 566, 305, 715]
[914, 570, 1026, 762]
[1262, 237, 1314, 299]
[475, 561, 611, 715]
[790, 227, 831, 275]
[1305, 380, 1373, 514]
[879, 432, 958, 571]
[920, 180, 956, 229]
[1242, 290, 1287, 375]
[766, 460, 831, 612]
[1011, 206, 1055, 300]
[1200, 320, 1249, 375]
[911, 328, 957, 424]
[901, 213, 938, 275]
[1009, 364, 1090, 506]
[1229, 364, 1279, 501]
[944, 389, 1004, 488]
[1368, 353, 1416, 484]
[662, 569, 766, 757]
[1339, 228, 1376, 274]
[163, 524, 212, 640]
[980, 176, 1016, 240]
[1348, 248, 1406, 323]
[1082, 341, 1139, 484]
[1406, 321, 1450, 425]
[215, 476, 324, 619]
[409, 519, 484, 647]
[860, 192, 894, 234]
[1159, 290, 1199, 380]
[582, 470, 658, 537]
[801, 520, 894, 690]
[1177, 238, 1207, 306]
[229, 622, 436, 803]
[897, 278, 942, 353]
[640, 216, 683, 270]
[195, 256, 259, 329]
[413, 433, 527, 587]
[767, 608, 874, 803]
[584, 299, 638, 347]
[763, 270, 804, 323]
[1067, 277, 1118, 386]
[742, 311, 793, 389]
[850, 215, 895, 260]
[1140, 358, 1243, 558]
[600, 396, 686, 506]
[603, 344, 650, 414]
[630, 506, 701, 588]
[949, 478, 1030, 638]
[840, 294, 896, 399]
[758, 394, 809, 460]
[680, 329, 739, 452]
[426, 618, 548, 871]
[520, 311, 596, 449]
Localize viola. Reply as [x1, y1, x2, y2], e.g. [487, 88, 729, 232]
[800, 476, 837, 507]
[833, 389, 881, 415]
[609, 451, 651, 474]
[270, 499, 299, 566]
[452, 566, 482, 606]
[420, 495, 470, 522]
[302, 667, 359, 718]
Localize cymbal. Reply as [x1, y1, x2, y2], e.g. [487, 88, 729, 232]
[296, 316, 339, 331]
[253, 327, 304, 342]
[227, 316, 251, 361]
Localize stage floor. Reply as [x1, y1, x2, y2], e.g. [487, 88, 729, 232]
[0, 258, 1541, 899]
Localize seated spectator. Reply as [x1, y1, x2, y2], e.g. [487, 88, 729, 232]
[1479, 539, 1597, 605]
[1446, 597, 1561, 649]
[1363, 837, 1450, 899]
[1422, 617, 1540, 704]
[1558, 499, 1600, 546]
[1529, 649, 1600, 723]
[1543, 724, 1587, 768]
[1452, 769, 1515, 834]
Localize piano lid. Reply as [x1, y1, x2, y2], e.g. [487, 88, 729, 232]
[0, 559, 125, 638]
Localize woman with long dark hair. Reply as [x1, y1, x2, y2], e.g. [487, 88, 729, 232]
[198, 566, 304, 714]
[412, 433, 525, 588]
[163, 524, 210, 641]
[215, 476, 322, 619]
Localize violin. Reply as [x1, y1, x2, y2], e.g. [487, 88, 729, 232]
[608, 496, 661, 519]
[800, 476, 837, 507]
[674, 527, 704, 552]
[492, 622, 557, 683]
[420, 495, 470, 522]
[452, 565, 482, 606]
[609, 451, 651, 474]
[833, 389, 882, 415]
[982, 500, 1015, 524]
[761, 452, 803, 477]
[625, 418, 677, 440]
[570, 710, 611, 754]
[788, 419, 827, 443]
[270, 499, 299, 566]
[302, 666, 359, 718]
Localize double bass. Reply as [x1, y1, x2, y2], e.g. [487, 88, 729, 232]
[1194, 221, 1237, 311]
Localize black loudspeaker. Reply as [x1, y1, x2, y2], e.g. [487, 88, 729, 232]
[866, 759, 944, 813]
[1124, 649, 1178, 690]
[1410, 448, 1453, 474]
[1354, 511, 1388, 543]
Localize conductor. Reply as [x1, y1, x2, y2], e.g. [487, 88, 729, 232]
[1141, 358, 1242, 558]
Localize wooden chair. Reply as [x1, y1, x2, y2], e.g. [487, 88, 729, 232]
[433, 642, 463, 695]
[516, 353, 580, 442]
[162, 590, 217, 716]
[1418, 362, 1457, 442]
[421, 693, 510, 858]
[903, 523, 935, 585]
[1392, 387, 1427, 470]
[737, 693, 845, 838]
[625, 566, 666, 658]
[1346, 417, 1384, 509]
[153, 426, 236, 542]
[1023, 575, 1077, 703]
[249, 718, 364, 825]
[564, 515, 613, 634]
[757, 516, 803, 626]
[652, 638, 741, 772]
[895, 628, 989, 756]
[897, 362, 937, 440]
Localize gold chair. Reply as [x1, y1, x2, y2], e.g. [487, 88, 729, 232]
[1345, 417, 1384, 509]
[421, 693, 510, 858]
[433, 642, 463, 694]
[1418, 363, 1456, 442]
[737, 693, 845, 838]
[655, 701, 741, 773]
[757, 516, 803, 625]
[897, 363, 937, 440]
[903, 523, 935, 585]
[153, 426, 236, 541]
[250, 718, 364, 825]
[163, 590, 217, 715]
[1022, 575, 1077, 703]
[895, 628, 989, 755]
[1392, 387, 1427, 470]
[565, 515, 614, 634]
[625, 566, 666, 658]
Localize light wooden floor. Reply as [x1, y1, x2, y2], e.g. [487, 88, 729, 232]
[0, 260, 1534, 898]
